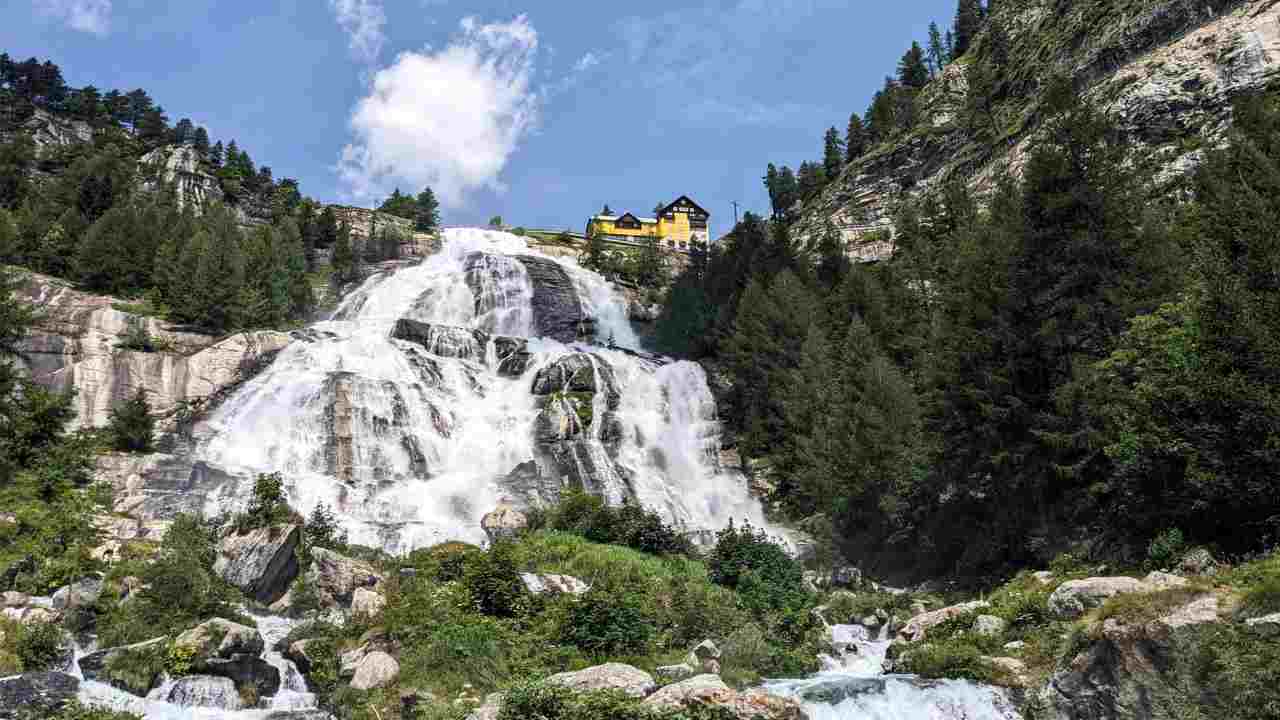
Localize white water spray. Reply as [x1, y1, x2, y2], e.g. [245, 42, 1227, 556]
[194, 228, 774, 551]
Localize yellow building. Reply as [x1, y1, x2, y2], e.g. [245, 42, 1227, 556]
[585, 196, 711, 253]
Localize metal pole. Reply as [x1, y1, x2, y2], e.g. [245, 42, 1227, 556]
[731, 201, 740, 226]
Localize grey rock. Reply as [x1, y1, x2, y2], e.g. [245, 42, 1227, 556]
[520, 572, 589, 596]
[0, 672, 80, 720]
[174, 618, 265, 663]
[203, 655, 281, 699]
[350, 651, 400, 691]
[655, 663, 696, 681]
[351, 587, 386, 617]
[514, 255, 589, 343]
[302, 547, 383, 609]
[166, 675, 244, 710]
[481, 503, 528, 543]
[465, 692, 505, 720]
[1144, 571, 1190, 590]
[1245, 612, 1280, 638]
[1048, 577, 1148, 619]
[1180, 548, 1218, 576]
[213, 524, 300, 604]
[392, 319, 488, 361]
[492, 336, 532, 377]
[51, 575, 103, 611]
[531, 353, 599, 395]
[798, 677, 887, 704]
[898, 600, 991, 642]
[831, 564, 862, 588]
[972, 615, 1008, 637]
[546, 663, 656, 698]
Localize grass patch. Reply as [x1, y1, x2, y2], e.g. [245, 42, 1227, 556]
[1092, 586, 1210, 630]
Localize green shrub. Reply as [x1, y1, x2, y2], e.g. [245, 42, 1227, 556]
[1197, 624, 1280, 720]
[544, 491, 694, 557]
[107, 386, 154, 453]
[1147, 528, 1187, 570]
[1094, 586, 1206, 629]
[1240, 576, 1280, 617]
[103, 639, 167, 696]
[708, 521, 808, 615]
[406, 541, 483, 582]
[304, 502, 348, 553]
[497, 681, 714, 720]
[14, 620, 66, 671]
[236, 472, 294, 531]
[562, 585, 654, 656]
[895, 637, 997, 683]
[463, 541, 527, 618]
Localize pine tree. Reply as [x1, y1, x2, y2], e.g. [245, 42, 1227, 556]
[414, 187, 440, 232]
[953, 0, 984, 59]
[108, 386, 154, 453]
[170, 228, 210, 324]
[823, 127, 845, 181]
[171, 118, 194, 145]
[332, 220, 356, 283]
[317, 206, 339, 248]
[763, 164, 782, 219]
[582, 227, 608, 271]
[192, 127, 210, 156]
[209, 141, 223, 167]
[845, 113, 866, 163]
[927, 22, 947, 76]
[897, 42, 930, 89]
[190, 208, 247, 332]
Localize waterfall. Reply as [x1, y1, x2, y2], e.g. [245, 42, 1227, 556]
[193, 227, 776, 552]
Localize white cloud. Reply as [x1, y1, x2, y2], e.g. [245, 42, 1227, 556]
[35, 0, 112, 36]
[573, 52, 601, 73]
[338, 15, 540, 209]
[330, 0, 387, 64]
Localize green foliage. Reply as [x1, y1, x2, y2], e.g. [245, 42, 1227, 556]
[164, 639, 198, 677]
[1240, 577, 1280, 618]
[562, 585, 653, 655]
[103, 638, 167, 696]
[304, 502, 349, 553]
[97, 514, 246, 648]
[540, 491, 694, 557]
[107, 386, 154, 453]
[707, 521, 808, 615]
[463, 541, 527, 618]
[235, 472, 293, 531]
[13, 620, 66, 671]
[895, 636, 997, 684]
[1147, 529, 1187, 571]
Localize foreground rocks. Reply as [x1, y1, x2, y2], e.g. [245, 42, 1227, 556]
[898, 600, 991, 642]
[79, 636, 170, 696]
[0, 672, 80, 719]
[466, 663, 800, 720]
[1048, 577, 1153, 619]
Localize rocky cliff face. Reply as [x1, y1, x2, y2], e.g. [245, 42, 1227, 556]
[330, 205, 440, 259]
[138, 145, 224, 213]
[14, 108, 92, 158]
[796, 0, 1280, 259]
[13, 270, 292, 430]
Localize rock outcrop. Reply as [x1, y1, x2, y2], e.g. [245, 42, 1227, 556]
[898, 600, 991, 642]
[481, 503, 529, 543]
[139, 145, 223, 212]
[794, 0, 1280, 261]
[213, 524, 300, 604]
[519, 573, 589, 596]
[513, 255, 590, 343]
[174, 618, 266, 663]
[349, 651, 400, 691]
[642, 675, 803, 720]
[14, 270, 291, 429]
[79, 636, 170, 696]
[18, 108, 91, 157]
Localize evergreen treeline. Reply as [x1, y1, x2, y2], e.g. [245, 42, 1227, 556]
[659, 87, 1280, 582]
[762, 0, 992, 220]
[0, 52, 442, 333]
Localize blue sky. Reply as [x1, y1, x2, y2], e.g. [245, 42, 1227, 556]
[4, 0, 954, 230]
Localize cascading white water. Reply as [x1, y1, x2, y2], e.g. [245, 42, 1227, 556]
[194, 228, 776, 552]
[763, 623, 1022, 719]
[74, 612, 318, 719]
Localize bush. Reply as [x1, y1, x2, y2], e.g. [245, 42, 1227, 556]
[544, 491, 694, 557]
[50, 703, 142, 720]
[463, 541, 528, 618]
[407, 541, 484, 583]
[14, 620, 66, 671]
[497, 681, 707, 720]
[1147, 528, 1187, 570]
[304, 502, 348, 552]
[707, 521, 807, 614]
[895, 637, 997, 683]
[236, 472, 294, 531]
[562, 585, 653, 656]
[107, 386, 154, 453]
[1240, 577, 1280, 618]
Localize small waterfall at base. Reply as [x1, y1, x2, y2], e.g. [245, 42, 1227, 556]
[763, 625, 1021, 719]
[74, 612, 320, 719]
[192, 227, 782, 552]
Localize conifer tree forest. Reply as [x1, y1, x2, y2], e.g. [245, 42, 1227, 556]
[661, 5, 1280, 580]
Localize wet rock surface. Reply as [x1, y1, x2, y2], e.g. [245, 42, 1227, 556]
[213, 524, 301, 604]
[0, 672, 80, 719]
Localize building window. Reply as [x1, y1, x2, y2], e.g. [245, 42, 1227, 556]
[690, 218, 707, 230]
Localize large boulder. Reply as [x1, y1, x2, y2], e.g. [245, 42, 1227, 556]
[546, 663, 656, 698]
[898, 600, 991, 642]
[213, 524, 300, 604]
[350, 651, 400, 691]
[174, 618, 265, 664]
[304, 547, 383, 608]
[202, 655, 281, 701]
[166, 675, 244, 710]
[492, 336, 531, 377]
[531, 353, 598, 395]
[351, 587, 387, 617]
[513, 255, 588, 343]
[1048, 577, 1149, 619]
[481, 503, 528, 543]
[1042, 594, 1224, 718]
[392, 319, 488, 361]
[0, 672, 80, 719]
[643, 675, 802, 720]
[78, 636, 170, 697]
